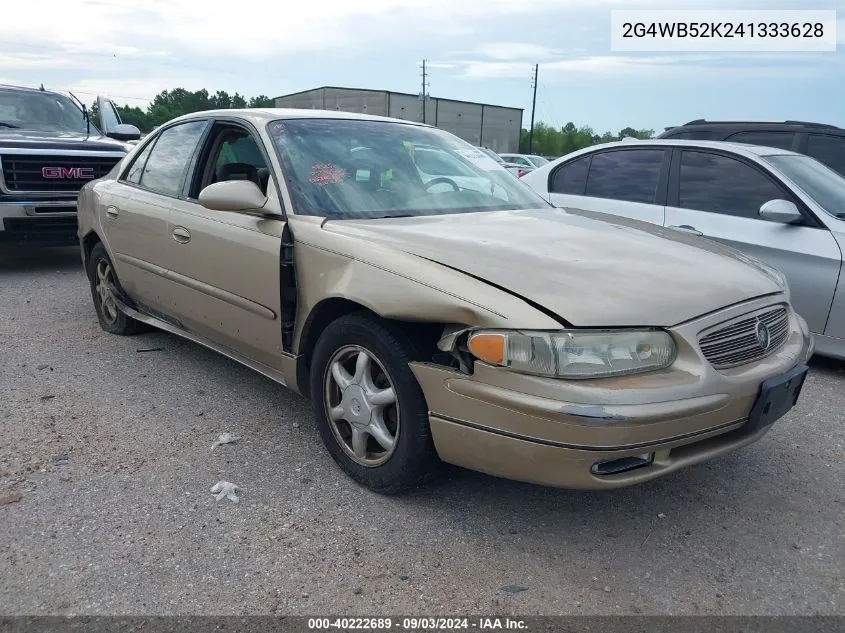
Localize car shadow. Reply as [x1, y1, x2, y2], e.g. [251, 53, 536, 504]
[0, 246, 82, 273]
[808, 353, 845, 375]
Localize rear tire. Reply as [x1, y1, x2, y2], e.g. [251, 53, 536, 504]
[86, 242, 146, 335]
[310, 313, 439, 494]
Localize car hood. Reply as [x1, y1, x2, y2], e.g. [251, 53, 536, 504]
[0, 129, 128, 152]
[322, 207, 784, 327]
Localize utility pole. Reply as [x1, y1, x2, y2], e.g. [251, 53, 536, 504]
[528, 64, 538, 154]
[420, 58, 429, 124]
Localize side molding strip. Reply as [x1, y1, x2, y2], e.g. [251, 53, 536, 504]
[111, 294, 288, 387]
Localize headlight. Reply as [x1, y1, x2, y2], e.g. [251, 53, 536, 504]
[467, 329, 676, 379]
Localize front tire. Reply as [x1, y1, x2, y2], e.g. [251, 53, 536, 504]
[310, 313, 439, 494]
[86, 242, 145, 335]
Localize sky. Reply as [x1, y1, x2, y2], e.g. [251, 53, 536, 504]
[1, 0, 843, 134]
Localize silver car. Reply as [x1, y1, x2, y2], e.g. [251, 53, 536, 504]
[522, 139, 845, 361]
[500, 153, 550, 169]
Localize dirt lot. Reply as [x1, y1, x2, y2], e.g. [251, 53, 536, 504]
[1, 247, 843, 616]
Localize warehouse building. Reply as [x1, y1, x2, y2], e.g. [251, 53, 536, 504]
[273, 86, 523, 153]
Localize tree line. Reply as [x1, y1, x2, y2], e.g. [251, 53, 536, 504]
[519, 122, 654, 157]
[92, 88, 275, 132]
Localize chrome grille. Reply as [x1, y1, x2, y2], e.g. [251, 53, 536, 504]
[0, 154, 120, 193]
[699, 305, 789, 369]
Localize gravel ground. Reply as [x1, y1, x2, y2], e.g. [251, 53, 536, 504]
[1, 247, 843, 616]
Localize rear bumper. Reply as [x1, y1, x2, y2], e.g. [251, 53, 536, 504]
[0, 201, 78, 246]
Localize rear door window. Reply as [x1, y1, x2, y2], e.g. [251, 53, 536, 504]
[806, 134, 845, 177]
[583, 149, 665, 204]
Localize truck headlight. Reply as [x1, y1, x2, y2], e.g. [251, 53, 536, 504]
[467, 329, 676, 379]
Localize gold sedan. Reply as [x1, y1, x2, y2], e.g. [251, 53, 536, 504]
[77, 109, 814, 493]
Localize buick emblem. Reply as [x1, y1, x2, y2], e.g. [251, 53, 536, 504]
[756, 320, 771, 350]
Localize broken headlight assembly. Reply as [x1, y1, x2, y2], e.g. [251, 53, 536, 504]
[466, 329, 676, 379]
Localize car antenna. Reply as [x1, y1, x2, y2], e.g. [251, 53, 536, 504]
[68, 91, 91, 138]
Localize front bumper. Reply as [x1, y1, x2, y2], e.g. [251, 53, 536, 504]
[0, 201, 78, 246]
[410, 295, 814, 490]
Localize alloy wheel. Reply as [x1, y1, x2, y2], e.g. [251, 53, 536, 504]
[95, 259, 119, 325]
[323, 345, 400, 467]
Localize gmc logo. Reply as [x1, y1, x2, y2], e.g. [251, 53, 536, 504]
[41, 166, 96, 179]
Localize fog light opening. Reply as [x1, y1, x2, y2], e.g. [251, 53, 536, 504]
[590, 453, 654, 476]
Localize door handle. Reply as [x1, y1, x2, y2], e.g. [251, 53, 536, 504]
[669, 224, 703, 237]
[105, 206, 119, 219]
[172, 226, 191, 244]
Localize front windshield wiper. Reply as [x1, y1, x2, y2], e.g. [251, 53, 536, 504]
[0, 122, 19, 129]
[835, 212, 845, 219]
[374, 214, 414, 219]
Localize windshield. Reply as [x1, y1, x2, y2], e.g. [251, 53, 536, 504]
[529, 155, 549, 167]
[764, 154, 845, 218]
[0, 89, 94, 134]
[269, 118, 549, 219]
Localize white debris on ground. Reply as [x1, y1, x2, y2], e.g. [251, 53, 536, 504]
[211, 432, 241, 450]
[210, 481, 242, 503]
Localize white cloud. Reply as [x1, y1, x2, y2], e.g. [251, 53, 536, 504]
[0, 53, 76, 70]
[0, 0, 590, 62]
[452, 52, 835, 80]
[468, 43, 563, 61]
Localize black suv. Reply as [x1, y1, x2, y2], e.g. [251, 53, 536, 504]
[0, 85, 139, 247]
[657, 119, 845, 178]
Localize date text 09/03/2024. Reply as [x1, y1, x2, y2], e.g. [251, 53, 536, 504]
[307, 617, 528, 630]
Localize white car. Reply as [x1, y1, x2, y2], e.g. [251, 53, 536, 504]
[500, 153, 549, 169]
[479, 147, 533, 178]
[411, 145, 503, 195]
[521, 139, 845, 360]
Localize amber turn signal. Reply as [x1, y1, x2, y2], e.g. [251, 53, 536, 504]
[467, 332, 506, 366]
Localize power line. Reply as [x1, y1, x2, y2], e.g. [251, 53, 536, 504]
[49, 88, 153, 103]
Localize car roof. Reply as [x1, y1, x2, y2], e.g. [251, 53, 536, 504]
[569, 138, 802, 158]
[665, 118, 840, 131]
[0, 83, 70, 99]
[168, 107, 432, 128]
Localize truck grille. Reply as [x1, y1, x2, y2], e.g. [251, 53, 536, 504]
[698, 305, 789, 369]
[1, 154, 120, 193]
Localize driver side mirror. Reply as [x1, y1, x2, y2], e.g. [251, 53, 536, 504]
[759, 199, 803, 224]
[107, 123, 141, 142]
[199, 180, 268, 213]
